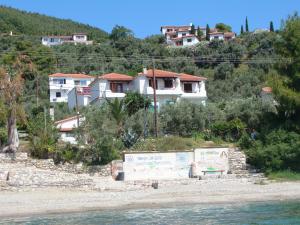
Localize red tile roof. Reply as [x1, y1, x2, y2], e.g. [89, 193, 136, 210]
[99, 73, 134, 81]
[262, 86, 272, 93]
[59, 128, 73, 132]
[224, 32, 236, 38]
[54, 115, 79, 125]
[161, 25, 191, 29]
[179, 73, 207, 81]
[49, 73, 94, 79]
[141, 69, 180, 78]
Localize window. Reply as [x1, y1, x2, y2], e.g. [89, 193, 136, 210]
[66, 133, 74, 137]
[164, 79, 173, 88]
[149, 79, 158, 88]
[74, 80, 80, 85]
[182, 33, 186, 36]
[187, 38, 192, 43]
[53, 79, 66, 84]
[80, 80, 87, 86]
[56, 92, 62, 98]
[183, 83, 193, 93]
[214, 36, 219, 39]
[110, 82, 124, 93]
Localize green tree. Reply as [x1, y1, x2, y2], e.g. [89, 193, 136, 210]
[270, 21, 274, 32]
[110, 25, 133, 41]
[124, 92, 151, 116]
[206, 24, 210, 41]
[240, 25, 244, 34]
[197, 26, 203, 39]
[215, 23, 232, 32]
[273, 13, 300, 123]
[190, 24, 195, 34]
[106, 98, 126, 137]
[245, 17, 249, 32]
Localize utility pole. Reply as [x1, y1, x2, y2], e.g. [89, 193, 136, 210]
[44, 106, 47, 134]
[75, 87, 80, 128]
[152, 59, 158, 138]
[36, 75, 39, 106]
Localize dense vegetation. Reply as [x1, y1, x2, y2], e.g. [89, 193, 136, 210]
[0, 6, 108, 41]
[0, 7, 299, 175]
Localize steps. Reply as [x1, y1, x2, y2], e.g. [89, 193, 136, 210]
[228, 148, 266, 180]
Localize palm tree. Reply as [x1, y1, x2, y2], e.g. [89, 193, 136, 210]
[106, 98, 126, 137]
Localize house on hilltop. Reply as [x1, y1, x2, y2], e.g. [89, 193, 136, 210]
[42, 33, 93, 47]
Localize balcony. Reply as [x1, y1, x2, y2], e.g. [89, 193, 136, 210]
[145, 86, 182, 96]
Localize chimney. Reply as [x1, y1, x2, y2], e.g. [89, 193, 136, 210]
[143, 68, 148, 74]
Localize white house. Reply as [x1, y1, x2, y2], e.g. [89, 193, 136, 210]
[49, 73, 95, 103]
[42, 33, 93, 47]
[134, 69, 207, 109]
[89, 73, 134, 104]
[55, 115, 84, 144]
[161, 24, 200, 47]
[209, 31, 236, 41]
[67, 86, 91, 110]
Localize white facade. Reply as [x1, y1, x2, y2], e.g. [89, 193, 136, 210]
[42, 33, 93, 47]
[49, 73, 94, 103]
[133, 70, 207, 109]
[67, 87, 91, 110]
[161, 24, 200, 47]
[89, 74, 133, 105]
[209, 32, 225, 41]
[55, 116, 85, 144]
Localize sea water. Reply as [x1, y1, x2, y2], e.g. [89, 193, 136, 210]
[1, 201, 300, 225]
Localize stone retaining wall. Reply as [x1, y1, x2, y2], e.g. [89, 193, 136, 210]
[0, 153, 112, 177]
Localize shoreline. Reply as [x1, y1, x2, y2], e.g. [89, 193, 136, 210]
[1, 180, 300, 219]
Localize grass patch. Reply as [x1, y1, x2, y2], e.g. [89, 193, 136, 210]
[267, 170, 300, 181]
[129, 136, 229, 152]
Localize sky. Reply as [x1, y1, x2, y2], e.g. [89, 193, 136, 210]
[0, 0, 299, 38]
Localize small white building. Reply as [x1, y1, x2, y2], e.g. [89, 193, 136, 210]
[55, 115, 84, 144]
[67, 87, 91, 110]
[49, 73, 95, 103]
[170, 35, 200, 47]
[90, 73, 134, 105]
[42, 33, 93, 47]
[134, 69, 207, 109]
[209, 31, 236, 41]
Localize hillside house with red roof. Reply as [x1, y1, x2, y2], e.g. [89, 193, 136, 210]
[89, 73, 134, 104]
[49, 73, 95, 103]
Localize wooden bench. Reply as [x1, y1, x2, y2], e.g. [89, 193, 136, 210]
[202, 170, 225, 175]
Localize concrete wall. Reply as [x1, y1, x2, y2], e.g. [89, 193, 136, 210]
[123, 148, 230, 181]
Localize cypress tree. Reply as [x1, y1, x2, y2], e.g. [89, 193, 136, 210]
[197, 26, 203, 39]
[190, 24, 195, 34]
[270, 21, 274, 32]
[206, 24, 210, 41]
[245, 17, 249, 32]
[240, 25, 244, 34]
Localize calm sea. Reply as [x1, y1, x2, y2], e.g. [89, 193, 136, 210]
[1, 201, 300, 225]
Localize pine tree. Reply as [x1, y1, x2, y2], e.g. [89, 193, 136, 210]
[206, 24, 210, 41]
[245, 17, 249, 32]
[270, 21, 274, 32]
[240, 25, 244, 34]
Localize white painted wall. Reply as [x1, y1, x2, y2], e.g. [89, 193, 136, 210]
[49, 76, 94, 103]
[123, 148, 230, 181]
[209, 34, 224, 41]
[182, 36, 199, 46]
[55, 117, 85, 144]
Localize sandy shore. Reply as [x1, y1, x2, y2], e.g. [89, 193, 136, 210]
[0, 179, 300, 218]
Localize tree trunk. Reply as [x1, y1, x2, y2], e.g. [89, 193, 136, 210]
[2, 110, 18, 153]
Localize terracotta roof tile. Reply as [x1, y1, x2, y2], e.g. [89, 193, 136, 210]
[49, 73, 94, 79]
[141, 69, 180, 78]
[262, 86, 272, 93]
[179, 73, 207, 81]
[54, 115, 79, 124]
[59, 128, 73, 132]
[99, 73, 134, 81]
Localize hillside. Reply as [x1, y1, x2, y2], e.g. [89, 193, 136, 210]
[0, 6, 108, 41]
